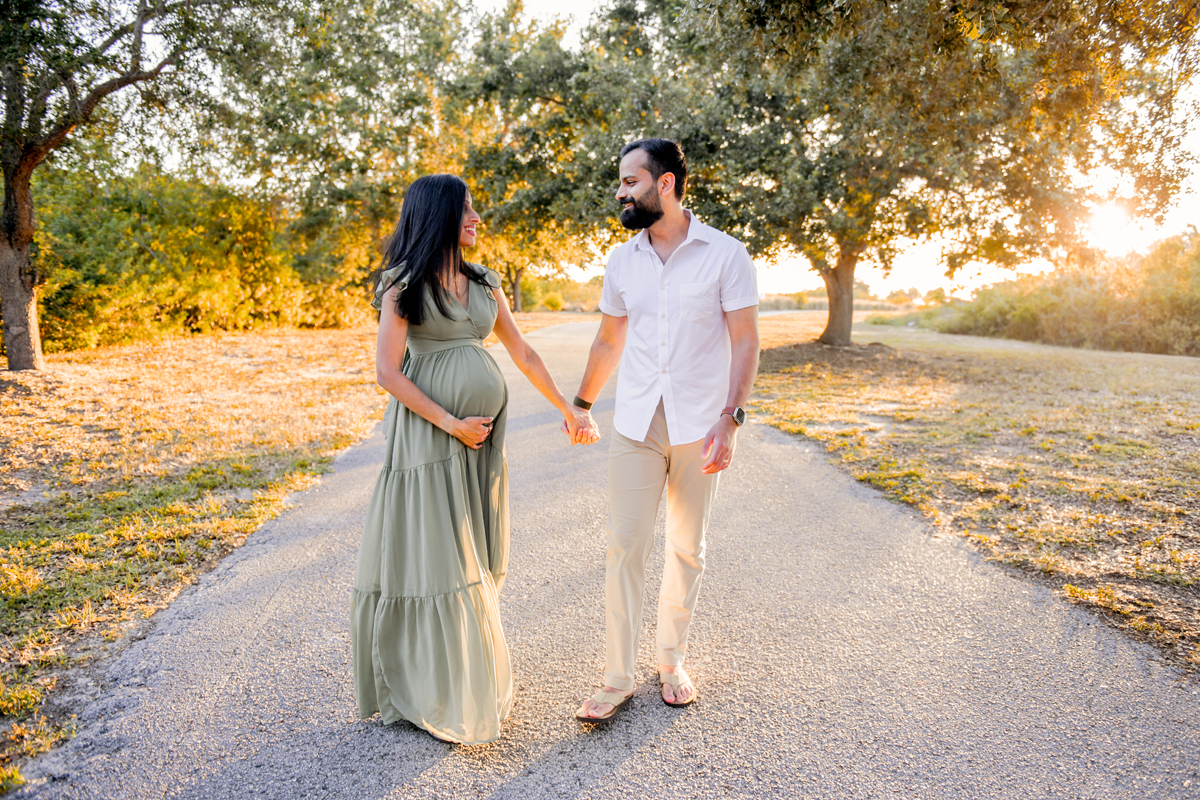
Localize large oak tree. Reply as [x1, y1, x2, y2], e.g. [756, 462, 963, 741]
[691, 0, 1200, 343]
[0, 0, 273, 370]
[460, 0, 1196, 344]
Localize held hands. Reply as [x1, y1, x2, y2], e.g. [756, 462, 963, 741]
[450, 416, 495, 450]
[561, 406, 601, 446]
[700, 415, 738, 474]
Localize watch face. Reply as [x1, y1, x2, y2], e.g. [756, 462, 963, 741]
[733, 407, 746, 425]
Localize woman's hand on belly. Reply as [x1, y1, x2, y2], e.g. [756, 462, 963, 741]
[449, 415, 495, 450]
[422, 350, 507, 421]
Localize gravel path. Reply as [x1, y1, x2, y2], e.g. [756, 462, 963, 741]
[16, 321, 1199, 799]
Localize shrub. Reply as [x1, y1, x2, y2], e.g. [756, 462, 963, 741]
[518, 275, 601, 311]
[518, 274, 542, 311]
[934, 232, 1200, 356]
[759, 294, 800, 311]
[3, 153, 375, 356]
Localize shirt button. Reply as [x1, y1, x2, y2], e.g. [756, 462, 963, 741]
[660, 313, 666, 318]
[661, 368, 667, 373]
[660, 341, 666, 346]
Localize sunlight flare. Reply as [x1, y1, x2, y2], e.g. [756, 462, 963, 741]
[1088, 203, 1135, 254]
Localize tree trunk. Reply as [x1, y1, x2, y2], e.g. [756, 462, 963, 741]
[817, 246, 860, 346]
[1, 158, 45, 371]
[508, 266, 524, 312]
[0, 240, 45, 370]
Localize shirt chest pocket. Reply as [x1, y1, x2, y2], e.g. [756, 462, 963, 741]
[679, 281, 719, 322]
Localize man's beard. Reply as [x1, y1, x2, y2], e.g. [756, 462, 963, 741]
[619, 190, 664, 230]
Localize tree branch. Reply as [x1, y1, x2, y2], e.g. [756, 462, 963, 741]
[93, 21, 140, 61]
[81, 0, 229, 70]
[62, 73, 82, 121]
[32, 49, 181, 157]
[131, 0, 149, 72]
[26, 72, 59, 141]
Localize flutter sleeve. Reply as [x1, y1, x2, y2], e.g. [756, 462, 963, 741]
[481, 266, 502, 292]
[372, 263, 409, 312]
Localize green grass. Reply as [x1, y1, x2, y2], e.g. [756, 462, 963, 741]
[0, 451, 333, 782]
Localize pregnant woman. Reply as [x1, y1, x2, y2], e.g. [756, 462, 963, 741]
[351, 174, 597, 744]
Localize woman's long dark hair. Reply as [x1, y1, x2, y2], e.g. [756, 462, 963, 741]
[378, 174, 489, 325]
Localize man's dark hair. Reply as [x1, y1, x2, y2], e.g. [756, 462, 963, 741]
[620, 138, 687, 200]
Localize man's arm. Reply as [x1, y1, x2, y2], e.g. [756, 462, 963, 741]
[563, 313, 629, 444]
[700, 306, 759, 474]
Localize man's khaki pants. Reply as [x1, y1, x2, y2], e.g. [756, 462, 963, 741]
[604, 401, 721, 692]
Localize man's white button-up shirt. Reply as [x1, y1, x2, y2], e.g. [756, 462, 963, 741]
[599, 210, 759, 445]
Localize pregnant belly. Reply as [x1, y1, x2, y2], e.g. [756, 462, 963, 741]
[407, 345, 506, 421]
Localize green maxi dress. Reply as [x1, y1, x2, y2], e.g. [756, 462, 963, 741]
[351, 263, 512, 745]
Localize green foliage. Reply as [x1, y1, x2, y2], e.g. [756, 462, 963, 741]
[514, 275, 601, 311]
[868, 301, 965, 328]
[26, 140, 371, 353]
[0, 683, 41, 718]
[447, 5, 614, 308]
[195, 0, 461, 238]
[9, 0, 1198, 354]
[705, 0, 1194, 265]
[0, 764, 22, 792]
[518, 273, 541, 312]
[685, 0, 1197, 343]
[925, 233, 1200, 355]
[448, 0, 1197, 344]
[0, 0, 250, 150]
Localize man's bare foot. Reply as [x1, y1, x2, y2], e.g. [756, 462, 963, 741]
[658, 665, 696, 705]
[576, 686, 633, 719]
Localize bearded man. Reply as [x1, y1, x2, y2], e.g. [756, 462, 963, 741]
[567, 138, 760, 721]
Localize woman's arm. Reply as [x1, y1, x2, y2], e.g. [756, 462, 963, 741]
[376, 286, 494, 450]
[490, 286, 598, 443]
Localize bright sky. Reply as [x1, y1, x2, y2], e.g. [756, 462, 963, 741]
[477, 0, 596, 47]
[477, 0, 1200, 298]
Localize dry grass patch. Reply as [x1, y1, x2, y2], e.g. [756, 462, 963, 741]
[0, 314, 582, 787]
[0, 328, 385, 781]
[752, 315, 1200, 671]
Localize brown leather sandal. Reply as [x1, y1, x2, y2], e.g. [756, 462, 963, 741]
[658, 668, 697, 707]
[575, 689, 633, 723]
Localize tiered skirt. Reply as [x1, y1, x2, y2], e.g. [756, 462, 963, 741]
[351, 343, 511, 744]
